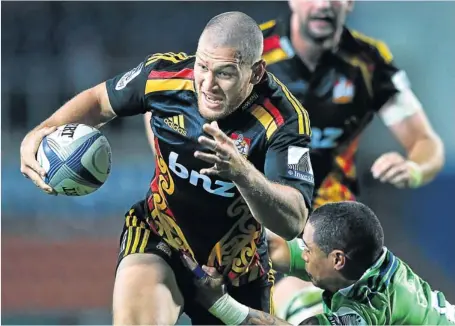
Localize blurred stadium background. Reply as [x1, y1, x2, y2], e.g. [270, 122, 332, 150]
[2, 1, 455, 324]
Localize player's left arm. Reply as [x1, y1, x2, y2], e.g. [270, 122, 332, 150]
[208, 301, 367, 326]
[238, 118, 313, 240]
[370, 55, 445, 188]
[196, 117, 312, 240]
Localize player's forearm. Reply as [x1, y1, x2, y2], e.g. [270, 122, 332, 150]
[208, 293, 292, 325]
[234, 163, 308, 240]
[408, 133, 444, 185]
[33, 83, 115, 132]
[209, 293, 323, 326]
[241, 308, 292, 325]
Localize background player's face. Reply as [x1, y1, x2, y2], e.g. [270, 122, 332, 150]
[289, 0, 353, 42]
[195, 40, 261, 121]
[302, 223, 346, 292]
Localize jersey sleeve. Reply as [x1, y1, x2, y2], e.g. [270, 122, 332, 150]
[264, 117, 314, 209]
[106, 52, 189, 117]
[105, 56, 151, 117]
[370, 43, 402, 111]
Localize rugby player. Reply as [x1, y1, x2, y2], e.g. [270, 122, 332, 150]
[183, 201, 455, 325]
[19, 12, 314, 325]
[259, 0, 445, 317]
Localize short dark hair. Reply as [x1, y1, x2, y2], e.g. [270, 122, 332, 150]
[309, 201, 384, 278]
[201, 11, 263, 65]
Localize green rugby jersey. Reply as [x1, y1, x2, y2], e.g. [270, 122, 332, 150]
[288, 241, 454, 325]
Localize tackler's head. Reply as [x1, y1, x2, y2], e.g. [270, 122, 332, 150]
[301, 201, 384, 293]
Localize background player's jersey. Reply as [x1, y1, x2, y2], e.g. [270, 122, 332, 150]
[292, 244, 455, 325]
[261, 16, 401, 208]
[105, 52, 313, 286]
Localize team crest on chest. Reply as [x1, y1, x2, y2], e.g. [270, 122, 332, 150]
[332, 76, 355, 104]
[231, 133, 251, 157]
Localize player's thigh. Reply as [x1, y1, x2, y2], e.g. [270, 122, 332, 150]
[113, 201, 184, 325]
[113, 252, 184, 325]
[273, 276, 313, 312]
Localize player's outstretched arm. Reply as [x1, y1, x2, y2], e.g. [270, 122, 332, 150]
[195, 121, 309, 239]
[20, 83, 115, 194]
[21, 56, 151, 194]
[32, 82, 115, 133]
[235, 161, 308, 240]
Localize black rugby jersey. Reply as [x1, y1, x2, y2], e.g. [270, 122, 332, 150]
[105, 52, 313, 285]
[261, 16, 400, 208]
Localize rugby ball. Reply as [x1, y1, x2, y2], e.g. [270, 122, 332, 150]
[36, 123, 112, 196]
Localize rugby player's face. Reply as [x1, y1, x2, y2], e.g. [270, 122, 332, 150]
[302, 223, 345, 292]
[194, 45, 255, 121]
[290, 0, 353, 41]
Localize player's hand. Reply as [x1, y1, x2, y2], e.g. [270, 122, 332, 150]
[195, 121, 249, 182]
[371, 152, 422, 188]
[181, 253, 226, 309]
[20, 127, 57, 195]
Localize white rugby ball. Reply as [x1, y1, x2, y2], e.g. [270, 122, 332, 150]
[36, 123, 112, 196]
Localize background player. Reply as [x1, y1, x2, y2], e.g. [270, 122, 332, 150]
[259, 0, 445, 316]
[19, 12, 313, 325]
[182, 201, 455, 325]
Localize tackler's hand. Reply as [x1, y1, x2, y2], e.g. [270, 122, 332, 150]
[181, 253, 227, 309]
[194, 121, 249, 183]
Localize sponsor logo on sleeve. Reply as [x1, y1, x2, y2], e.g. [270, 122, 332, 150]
[287, 146, 314, 184]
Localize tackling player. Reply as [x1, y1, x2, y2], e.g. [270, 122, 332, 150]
[183, 201, 455, 325]
[19, 12, 313, 325]
[260, 0, 445, 317]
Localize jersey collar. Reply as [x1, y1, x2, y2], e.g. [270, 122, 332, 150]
[337, 247, 388, 296]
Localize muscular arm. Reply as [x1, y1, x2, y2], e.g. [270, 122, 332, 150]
[32, 83, 115, 133]
[235, 167, 308, 240]
[233, 118, 313, 240]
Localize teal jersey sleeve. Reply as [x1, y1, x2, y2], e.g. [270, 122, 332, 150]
[287, 238, 311, 281]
